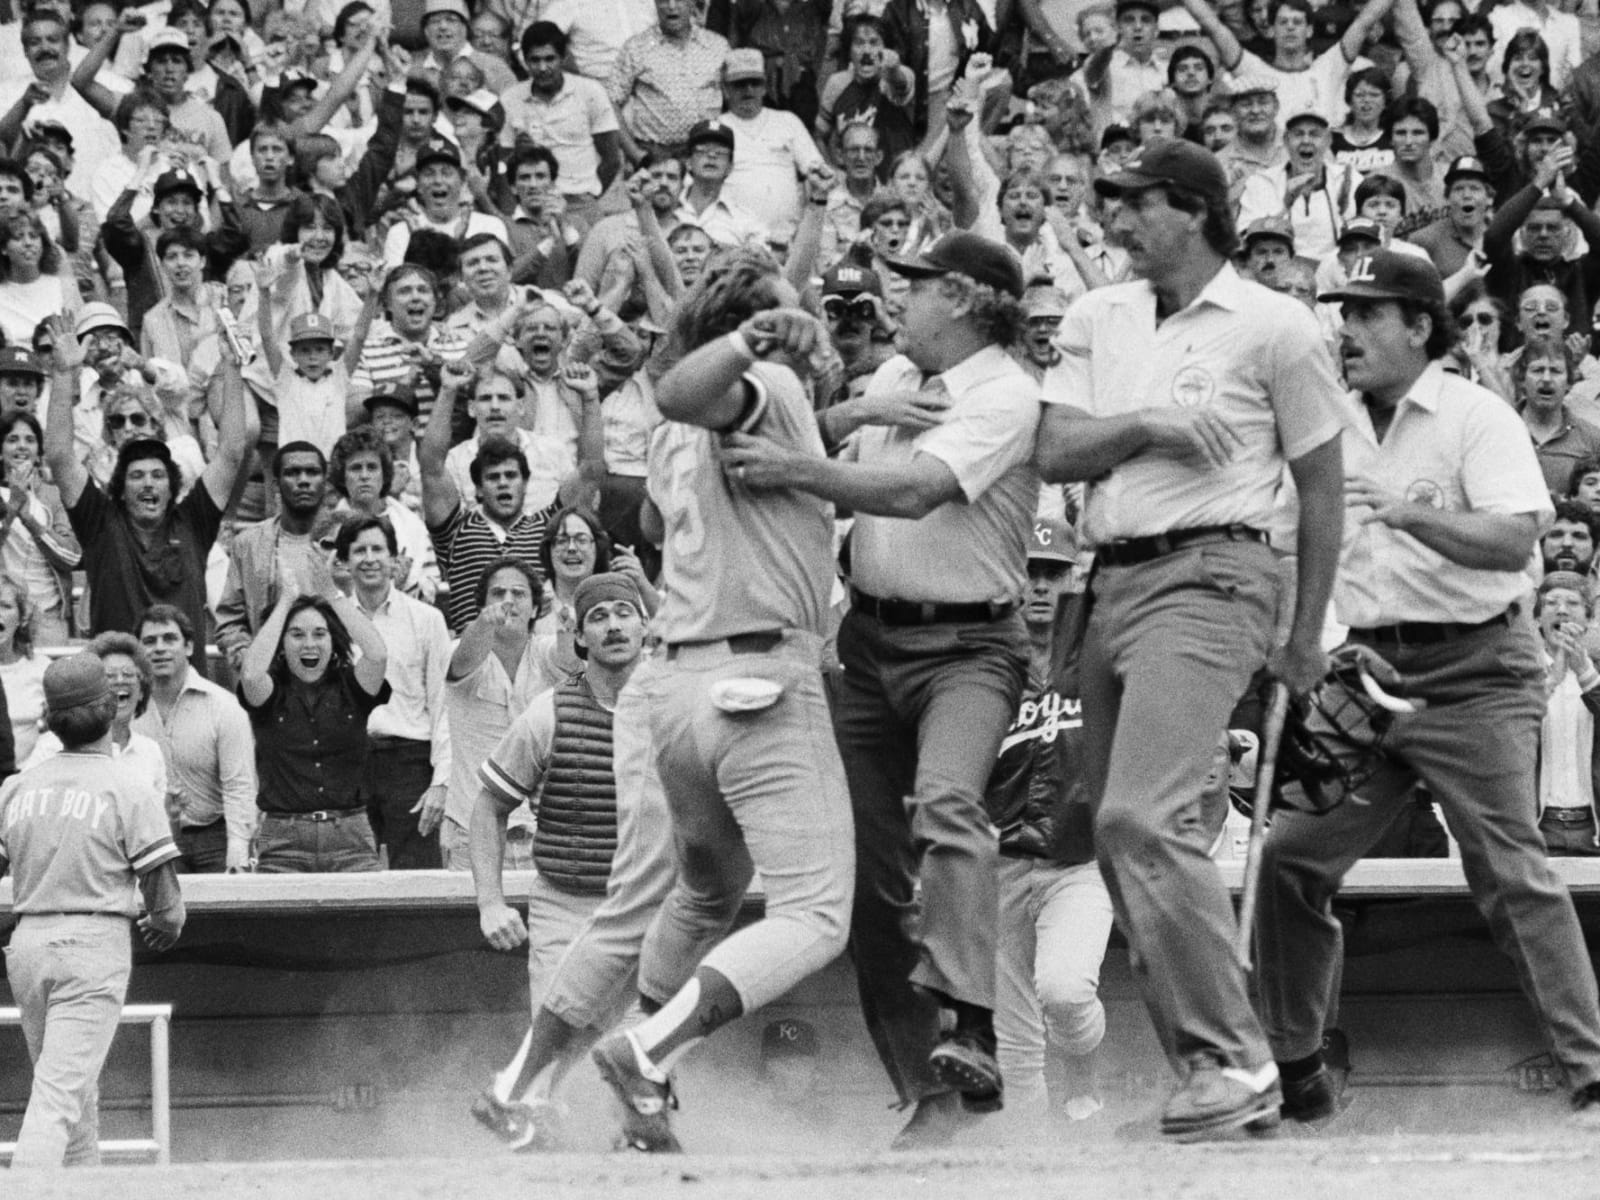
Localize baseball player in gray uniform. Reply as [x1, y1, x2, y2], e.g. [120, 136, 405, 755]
[1034, 139, 1346, 1140]
[587, 249, 853, 1153]
[0, 654, 185, 1168]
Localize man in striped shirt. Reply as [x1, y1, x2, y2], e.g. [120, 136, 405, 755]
[422, 356, 553, 632]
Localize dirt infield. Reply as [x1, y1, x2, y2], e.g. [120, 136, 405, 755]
[6, 1136, 1597, 1200]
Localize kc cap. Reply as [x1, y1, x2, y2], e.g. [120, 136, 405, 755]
[289, 312, 338, 344]
[1318, 248, 1444, 307]
[75, 302, 132, 343]
[821, 262, 883, 297]
[1029, 518, 1076, 565]
[1094, 136, 1228, 206]
[884, 231, 1025, 299]
[43, 653, 111, 711]
[723, 48, 766, 82]
[686, 118, 735, 154]
[0, 346, 43, 379]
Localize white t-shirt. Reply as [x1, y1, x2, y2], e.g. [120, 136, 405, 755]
[719, 107, 827, 244]
[1233, 46, 1365, 129]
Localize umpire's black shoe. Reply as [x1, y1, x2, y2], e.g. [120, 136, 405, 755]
[889, 1091, 980, 1150]
[1280, 1065, 1341, 1124]
[929, 1030, 1004, 1113]
[1571, 1082, 1600, 1127]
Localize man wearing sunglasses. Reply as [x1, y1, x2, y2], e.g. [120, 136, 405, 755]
[818, 262, 897, 400]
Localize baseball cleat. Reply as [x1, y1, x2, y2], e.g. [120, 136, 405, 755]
[1280, 1064, 1346, 1125]
[929, 1030, 1004, 1113]
[592, 1033, 682, 1153]
[508, 1099, 565, 1153]
[470, 1088, 523, 1142]
[1160, 1055, 1282, 1142]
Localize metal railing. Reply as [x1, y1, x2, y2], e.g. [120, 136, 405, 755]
[0, 1002, 172, 1166]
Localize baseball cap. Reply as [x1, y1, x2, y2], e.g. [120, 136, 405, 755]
[1444, 154, 1491, 187]
[723, 48, 766, 82]
[1317, 248, 1445, 307]
[1336, 216, 1384, 246]
[363, 381, 418, 416]
[1021, 283, 1070, 319]
[75, 302, 132, 343]
[415, 139, 463, 174]
[1099, 123, 1136, 152]
[1229, 70, 1278, 97]
[1282, 102, 1329, 128]
[0, 346, 43, 379]
[43, 653, 110, 712]
[144, 26, 192, 62]
[27, 119, 72, 151]
[281, 67, 318, 93]
[821, 262, 883, 298]
[1094, 136, 1228, 206]
[1523, 106, 1566, 137]
[289, 312, 338, 344]
[1029, 518, 1076, 564]
[1159, 6, 1201, 33]
[445, 89, 500, 122]
[1115, 0, 1160, 17]
[884, 231, 1025, 299]
[686, 118, 735, 154]
[1243, 213, 1295, 251]
[423, 0, 470, 22]
[154, 168, 204, 202]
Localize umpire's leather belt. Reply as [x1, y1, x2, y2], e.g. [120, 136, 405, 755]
[849, 588, 1017, 625]
[1348, 606, 1514, 647]
[665, 630, 784, 661]
[1094, 524, 1267, 568]
[261, 808, 366, 823]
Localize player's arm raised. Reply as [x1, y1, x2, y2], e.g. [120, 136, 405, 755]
[655, 307, 823, 431]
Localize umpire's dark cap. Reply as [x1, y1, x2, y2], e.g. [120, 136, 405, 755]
[1093, 137, 1228, 207]
[1317, 249, 1444, 307]
[883, 231, 1025, 299]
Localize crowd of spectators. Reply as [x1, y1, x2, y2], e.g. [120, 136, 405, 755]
[0, 0, 1592, 868]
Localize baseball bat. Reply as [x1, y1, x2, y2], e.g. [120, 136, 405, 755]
[1234, 681, 1290, 973]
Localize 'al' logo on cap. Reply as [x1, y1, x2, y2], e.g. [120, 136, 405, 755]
[1348, 256, 1377, 283]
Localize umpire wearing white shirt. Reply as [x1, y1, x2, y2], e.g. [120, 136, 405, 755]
[723, 231, 1039, 1145]
[1255, 249, 1600, 1128]
[1034, 138, 1346, 1141]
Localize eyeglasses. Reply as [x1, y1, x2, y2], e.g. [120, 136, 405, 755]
[107, 412, 152, 430]
[1521, 300, 1565, 314]
[822, 295, 876, 322]
[554, 533, 594, 548]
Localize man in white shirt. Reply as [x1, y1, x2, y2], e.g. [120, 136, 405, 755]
[674, 118, 768, 248]
[1071, 0, 1168, 140]
[717, 48, 829, 247]
[0, 9, 119, 196]
[1535, 571, 1600, 855]
[339, 514, 453, 869]
[527, 0, 656, 83]
[445, 368, 577, 515]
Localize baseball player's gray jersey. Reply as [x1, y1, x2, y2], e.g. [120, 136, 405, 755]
[648, 361, 834, 643]
[0, 751, 180, 914]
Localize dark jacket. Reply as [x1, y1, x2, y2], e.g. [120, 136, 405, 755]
[1483, 181, 1600, 327]
[881, 0, 995, 132]
[984, 594, 1095, 868]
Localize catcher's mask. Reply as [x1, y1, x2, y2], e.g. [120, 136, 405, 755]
[1229, 649, 1407, 818]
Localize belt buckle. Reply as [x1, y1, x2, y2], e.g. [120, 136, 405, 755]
[309, 810, 335, 823]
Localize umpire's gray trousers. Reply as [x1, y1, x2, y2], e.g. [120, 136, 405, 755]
[1256, 613, 1600, 1089]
